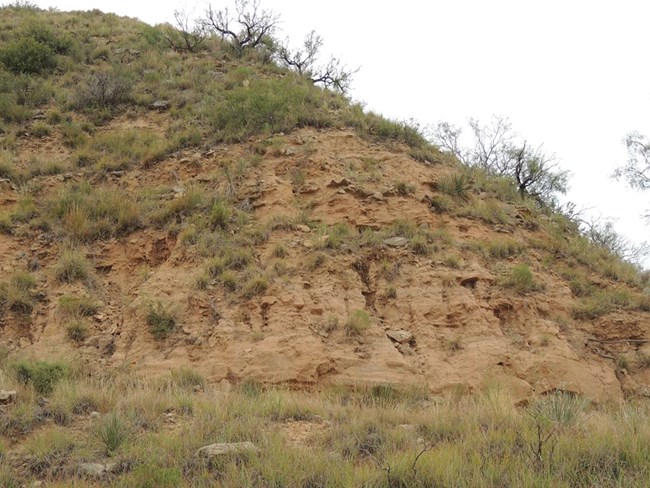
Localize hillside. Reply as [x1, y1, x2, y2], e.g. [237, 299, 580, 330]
[1, 4, 650, 486]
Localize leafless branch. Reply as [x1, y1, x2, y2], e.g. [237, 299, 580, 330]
[161, 9, 207, 53]
[204, 0, 278, 56]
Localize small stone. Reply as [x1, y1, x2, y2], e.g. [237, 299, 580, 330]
[383, 237, 408, 247]
[386, 329, 413, 344]
[261, 296, 277, 307]
[79, 462, 117, 477]
[89, 411, 101, 420]
[197, 442, 260, 458]
[0, 390, 17, 405]
[327, 178, 351, 188]
[18, 337, 31, 348]
[398, 343, 415, 356]
[296, 224, 311, 233]
[460, 276, 479, 289]
[151, 100, 170, 110]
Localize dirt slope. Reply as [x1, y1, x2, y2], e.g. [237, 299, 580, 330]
[2, 113, 649, 403]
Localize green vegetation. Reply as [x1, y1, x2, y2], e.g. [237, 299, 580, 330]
[48, 183, 140, 241]
[14, 359, 67, 395]
[500, 264, 542, 294]
[54, 249, 92, 283]
[146, 301, 176, 340]
[345, 309, 371, 336]
[0, 4, 648, 486]
[0, 271, 36, 315]
[1, 357, 650, 486]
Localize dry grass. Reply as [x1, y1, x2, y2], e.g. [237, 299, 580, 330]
[1, 359, 650, 486]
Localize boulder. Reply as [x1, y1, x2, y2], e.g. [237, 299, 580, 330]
[0, 390, 16, 405]
[79, 463, 117, 477]
[386, 329, 413, 344]
[197, 442, 260, 459]
[383, 237, 408, 247]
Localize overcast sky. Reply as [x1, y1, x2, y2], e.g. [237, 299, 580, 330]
[7, 0, 650, 266]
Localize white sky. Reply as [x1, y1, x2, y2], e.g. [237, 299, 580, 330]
[7, 0, 650, 266]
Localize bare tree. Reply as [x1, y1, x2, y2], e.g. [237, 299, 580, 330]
[615, 132, 650, 190]
[430, 121, 465, 164]
[204, 0, 279, 57]
[277, 30, 357, 92]
[505, 142, 568, 201]
[277, 30, 322, 75]
[430, 116, 569, 205]
[581, 217, 649, 265]
[614, 131, 650, 222]
[161, 9, 207, 53]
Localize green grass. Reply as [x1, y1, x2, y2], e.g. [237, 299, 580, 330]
[0, 271, 36, 315]
[146, 301, 176, 340]
[501, 264, 542, 294]
[571, 288, 642, 320]
[95, 412, 130, 455]
[54, 249, 92, 283]
[1, 354, 650, 486]
[208, 75, 336, 142]
[345, 309, 371, 336]
[58, 294, 99, 318]
[437, 172, 470, 200]
[48, 183, 140, 241]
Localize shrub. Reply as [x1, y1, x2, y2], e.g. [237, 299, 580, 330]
[487, 238, 525, 259]
[208, 75, 334, 142]
[58, 294, 99, 318]
[342, 107, 428, 147]
[501, 264, 540, 293]
[65, 320, 88, 343]
[209, 201, 231, 230]
[170, 368, 205, 390]
[73, 71, 132, 110]
[427, 194, 454, 213]
[345, 310, 371, 336]
[242, 275, 268, 298]
[0, 151, 16, 179]
[220, 271, 238, 292]
[14, 360, 67, 395]
[11, 196, 38, 223]
[0, 271, 36, 314]
[307, 253, 326, 270]
[88, 129, 168, 169]
[458, 199, 510, 225]
[147, 301, 176, 340]
[95, 412, 129, 455]
[60, 122, 88, 148]
[30, 122, 51, 138]
[437, 172, 470, 200]
[530, 391, 587, 426]
[572, 289, 637, 320]
[0, 36, 56, 74]
[272, 244, 288, 258]
[0, 213, 12, 234]
[49, 183, 140, 241]
[384, 286, 397, 299]
[54, 249, 92, 283]
[394, 181, 416, 196]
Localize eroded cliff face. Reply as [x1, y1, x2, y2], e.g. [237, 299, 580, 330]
[1, 119, 648, 402]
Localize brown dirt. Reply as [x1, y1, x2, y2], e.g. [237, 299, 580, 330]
[2, 114, 649, 403]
